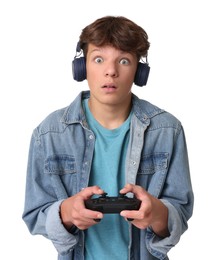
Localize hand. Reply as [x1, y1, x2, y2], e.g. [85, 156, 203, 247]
[120, 184, 169, 238]
[60, 186, 104, 231]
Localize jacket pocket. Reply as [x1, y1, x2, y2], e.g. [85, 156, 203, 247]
[136, 153, 168, 197]
[44, 154, 77, 197]
[45, 154, 76, 175]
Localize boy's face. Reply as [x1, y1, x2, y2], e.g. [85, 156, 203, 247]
[86, 43, 138, 108]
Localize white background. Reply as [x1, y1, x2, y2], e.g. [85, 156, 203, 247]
[0, 0, 218, 259]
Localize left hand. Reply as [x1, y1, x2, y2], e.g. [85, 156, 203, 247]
[120, 184, 169, 237]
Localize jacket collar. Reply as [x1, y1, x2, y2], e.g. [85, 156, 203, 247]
[60, 91, 164, 125]
[132, 93, 164, 125]
[60, 91, 89, 125]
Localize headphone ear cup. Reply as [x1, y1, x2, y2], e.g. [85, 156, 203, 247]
[134, 62, 150, 87]
[72, 57, 86, 82]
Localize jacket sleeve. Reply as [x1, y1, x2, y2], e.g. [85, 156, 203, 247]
[22, 129, 78, 255]
[145, 125, 194, 259]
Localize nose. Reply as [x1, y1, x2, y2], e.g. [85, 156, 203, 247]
[104, 62, 118, 77]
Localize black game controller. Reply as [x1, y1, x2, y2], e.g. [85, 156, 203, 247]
[85, 193, 141, 221]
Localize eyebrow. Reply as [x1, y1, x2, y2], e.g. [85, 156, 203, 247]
[90, 48, 101, 54]
[89, 48, 131, 57]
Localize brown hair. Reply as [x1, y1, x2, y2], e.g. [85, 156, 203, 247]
[79, 16, 150, 60]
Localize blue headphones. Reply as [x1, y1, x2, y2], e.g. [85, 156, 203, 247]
[72, 42, 150, 87]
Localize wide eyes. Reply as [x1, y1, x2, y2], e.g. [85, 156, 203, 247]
[94, 57, 104, 63]
[119, 58, 129, 65]
[94, 57, 130, 65]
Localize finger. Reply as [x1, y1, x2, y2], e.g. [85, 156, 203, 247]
[73, 209, 103, 230]
[121, 184, 149, 200]
[120, 196, 151, 220]
[120, 183, 134, 194]
[120, 209, 140, 221]
[82, 207, 103, 220]
[120, 183, 144, 193]
[80, 186, 105, 199]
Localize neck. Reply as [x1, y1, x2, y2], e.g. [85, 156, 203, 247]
[88, 98, 132, 130]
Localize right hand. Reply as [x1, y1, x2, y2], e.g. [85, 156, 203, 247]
[60, 186, 104, 230]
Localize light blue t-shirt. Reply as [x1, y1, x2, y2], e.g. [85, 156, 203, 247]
[83, 99, 132, 260]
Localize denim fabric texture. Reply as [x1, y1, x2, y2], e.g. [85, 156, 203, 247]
[22, 91, 194, 260]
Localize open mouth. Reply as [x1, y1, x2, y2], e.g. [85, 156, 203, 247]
[102, 84, 116, 89]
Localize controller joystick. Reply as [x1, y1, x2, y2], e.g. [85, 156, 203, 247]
[99, 193, 108, 198]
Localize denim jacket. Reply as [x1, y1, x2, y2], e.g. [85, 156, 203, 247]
[22, 91, 194, 260]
